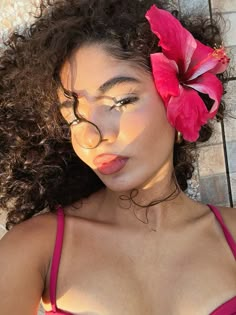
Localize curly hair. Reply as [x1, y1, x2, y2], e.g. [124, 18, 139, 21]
[0, 0, 228, 229]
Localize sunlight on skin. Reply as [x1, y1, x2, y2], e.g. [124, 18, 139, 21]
[42, 288, 119, 314]
[57, 290, 107, 315]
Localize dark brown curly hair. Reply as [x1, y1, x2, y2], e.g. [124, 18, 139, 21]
[0, 0, 228, 229]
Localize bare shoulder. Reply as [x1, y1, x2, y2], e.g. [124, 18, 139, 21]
[0, 210, 58, 273]
[0, 211, 58, 314]
[1, 210, 57, 242]
[217, 206, 236, 241]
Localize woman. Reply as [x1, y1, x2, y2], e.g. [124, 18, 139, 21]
[0, 0, 235, 314]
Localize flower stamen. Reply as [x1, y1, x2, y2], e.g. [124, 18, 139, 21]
[212, 46, 230, 65]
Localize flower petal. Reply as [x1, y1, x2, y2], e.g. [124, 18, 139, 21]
[167, 86, 209, 141]
[187, 40, 219, 80]
[145, 5, 197, 73]
[150, 52, 180, 104]
[191, 40, 214, 67]
[187, 72, 223, 118]
[187, 42, 229, 80]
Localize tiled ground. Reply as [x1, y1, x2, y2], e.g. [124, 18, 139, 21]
[231, 172, 236, 205]
[190, 0, 236, 207]
[212, 0, 236, 12]
[200, 174, 230, 206]
[211, 0, 236, 76]
[0, 0, 235, 313]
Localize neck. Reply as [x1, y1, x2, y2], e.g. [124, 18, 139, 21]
[94, 175, 198, 232]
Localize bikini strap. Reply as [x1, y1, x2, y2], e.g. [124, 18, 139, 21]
[49, 206, 65, 312]
[208, 204, 236, 260]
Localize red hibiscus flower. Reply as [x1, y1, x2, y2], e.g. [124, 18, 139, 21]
[145, 5, 230, 141]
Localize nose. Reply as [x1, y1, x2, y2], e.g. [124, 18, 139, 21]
[89, 108, 119, 147]
[73, 104, 119, 149]
[74, 121, 102, 149]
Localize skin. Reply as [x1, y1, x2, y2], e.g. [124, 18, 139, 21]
[0, 44, 236, 315]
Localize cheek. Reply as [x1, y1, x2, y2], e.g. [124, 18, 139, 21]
[119, 99, 174, 145]
[119, 111, 146, 142]
[70, 132, 88, 164]
[71, 134, 81, 157]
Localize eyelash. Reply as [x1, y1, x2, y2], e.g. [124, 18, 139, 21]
[110, 96, 139, 111]
[61, 95, 139, 113]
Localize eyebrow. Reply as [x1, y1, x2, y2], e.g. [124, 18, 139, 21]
[97, 76, 141, 94]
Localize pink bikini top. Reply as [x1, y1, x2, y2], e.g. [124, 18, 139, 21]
[44, 204, 236, 315]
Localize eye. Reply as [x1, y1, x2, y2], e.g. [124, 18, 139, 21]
[110, 95, 139, 111]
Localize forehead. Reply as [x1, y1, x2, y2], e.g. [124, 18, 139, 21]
[60, 44, 149, 94]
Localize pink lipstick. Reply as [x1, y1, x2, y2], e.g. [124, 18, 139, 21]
[93, 154, 129, 175]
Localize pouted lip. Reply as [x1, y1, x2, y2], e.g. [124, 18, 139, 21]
[93, 153, 128, 167]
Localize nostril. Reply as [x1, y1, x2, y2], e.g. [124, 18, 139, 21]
[101, 138, 108, 143]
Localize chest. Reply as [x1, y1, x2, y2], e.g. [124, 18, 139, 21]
[42, 221, 236, 315]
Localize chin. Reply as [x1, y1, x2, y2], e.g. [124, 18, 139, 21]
[98, 177, 135, 193]
[95, 170, 150, 193]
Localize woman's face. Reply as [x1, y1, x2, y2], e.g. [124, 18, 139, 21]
[59, 44, 175, 192]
